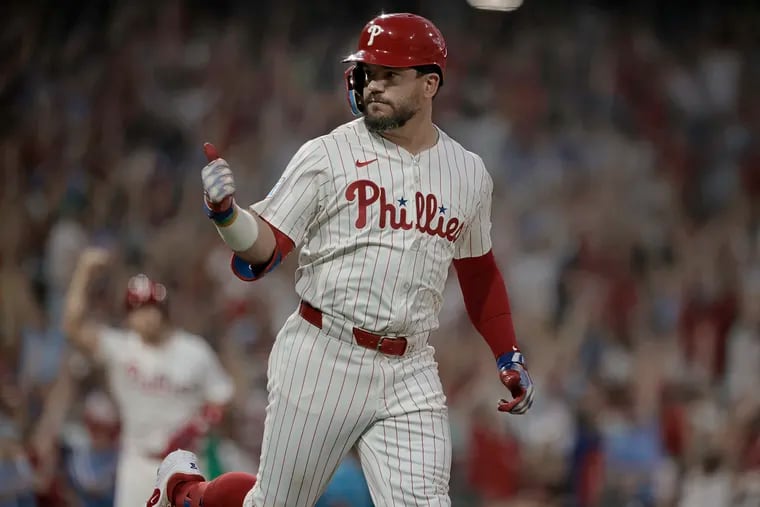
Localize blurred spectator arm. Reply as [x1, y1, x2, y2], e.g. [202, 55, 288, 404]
[31, 353, 77, 454]
[29, 354, 78, 489]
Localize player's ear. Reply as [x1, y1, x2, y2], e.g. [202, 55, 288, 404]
[422, 73, 440, 99]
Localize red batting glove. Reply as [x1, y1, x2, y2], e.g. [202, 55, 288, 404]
[203, 142, 220, 161]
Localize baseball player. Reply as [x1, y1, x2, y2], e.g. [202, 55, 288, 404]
[148, 12, 535, 507]
[62, 248, 234, 507]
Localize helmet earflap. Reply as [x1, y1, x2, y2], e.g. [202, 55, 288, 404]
[344, 64, 366, 116]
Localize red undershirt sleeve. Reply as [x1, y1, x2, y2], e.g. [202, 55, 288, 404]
[453, 250, 518, 357]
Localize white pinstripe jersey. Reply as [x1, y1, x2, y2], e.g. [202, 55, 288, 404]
[97, 327, 234, 456]
[250, 118, 493, 336]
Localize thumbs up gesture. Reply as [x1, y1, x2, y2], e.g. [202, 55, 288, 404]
[201, 143, 235, 213]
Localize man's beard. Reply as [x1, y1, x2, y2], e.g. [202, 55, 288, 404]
[363, 99, 418, 133]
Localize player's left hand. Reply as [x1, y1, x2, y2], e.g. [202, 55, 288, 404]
[496, 351, 535, 414]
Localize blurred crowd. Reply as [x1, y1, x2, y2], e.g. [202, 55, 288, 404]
[1, 0, 760, 506]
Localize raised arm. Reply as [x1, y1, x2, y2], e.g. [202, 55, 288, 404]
[61, 247, 110, 356]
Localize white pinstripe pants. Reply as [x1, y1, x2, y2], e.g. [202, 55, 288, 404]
[243, 311, 452, 507]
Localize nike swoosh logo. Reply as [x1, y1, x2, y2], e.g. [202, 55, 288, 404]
[147, 489, 161, 506]
[355, 158, 377, 168]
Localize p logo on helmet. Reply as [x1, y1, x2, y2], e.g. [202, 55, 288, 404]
[342, 13, 447, 116]
[367, 25, 383, 46]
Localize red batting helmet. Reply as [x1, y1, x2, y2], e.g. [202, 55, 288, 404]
[343, 13, 447, 116]
[125, 273, 168, 312]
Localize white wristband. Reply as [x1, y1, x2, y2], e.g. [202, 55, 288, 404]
[214, 204, 259, 252]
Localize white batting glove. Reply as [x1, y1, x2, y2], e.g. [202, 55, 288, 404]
[201, 143, 236, 207]
[200, 143, 259, 251]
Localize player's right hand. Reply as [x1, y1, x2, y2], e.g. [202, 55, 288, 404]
[201, 142, 236, 212]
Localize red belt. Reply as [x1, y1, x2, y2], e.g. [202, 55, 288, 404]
[298, 301, 408, 356]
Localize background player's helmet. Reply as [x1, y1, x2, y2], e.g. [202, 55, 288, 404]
[125, 273, 168, 312]
[343, 13, 447, 116]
